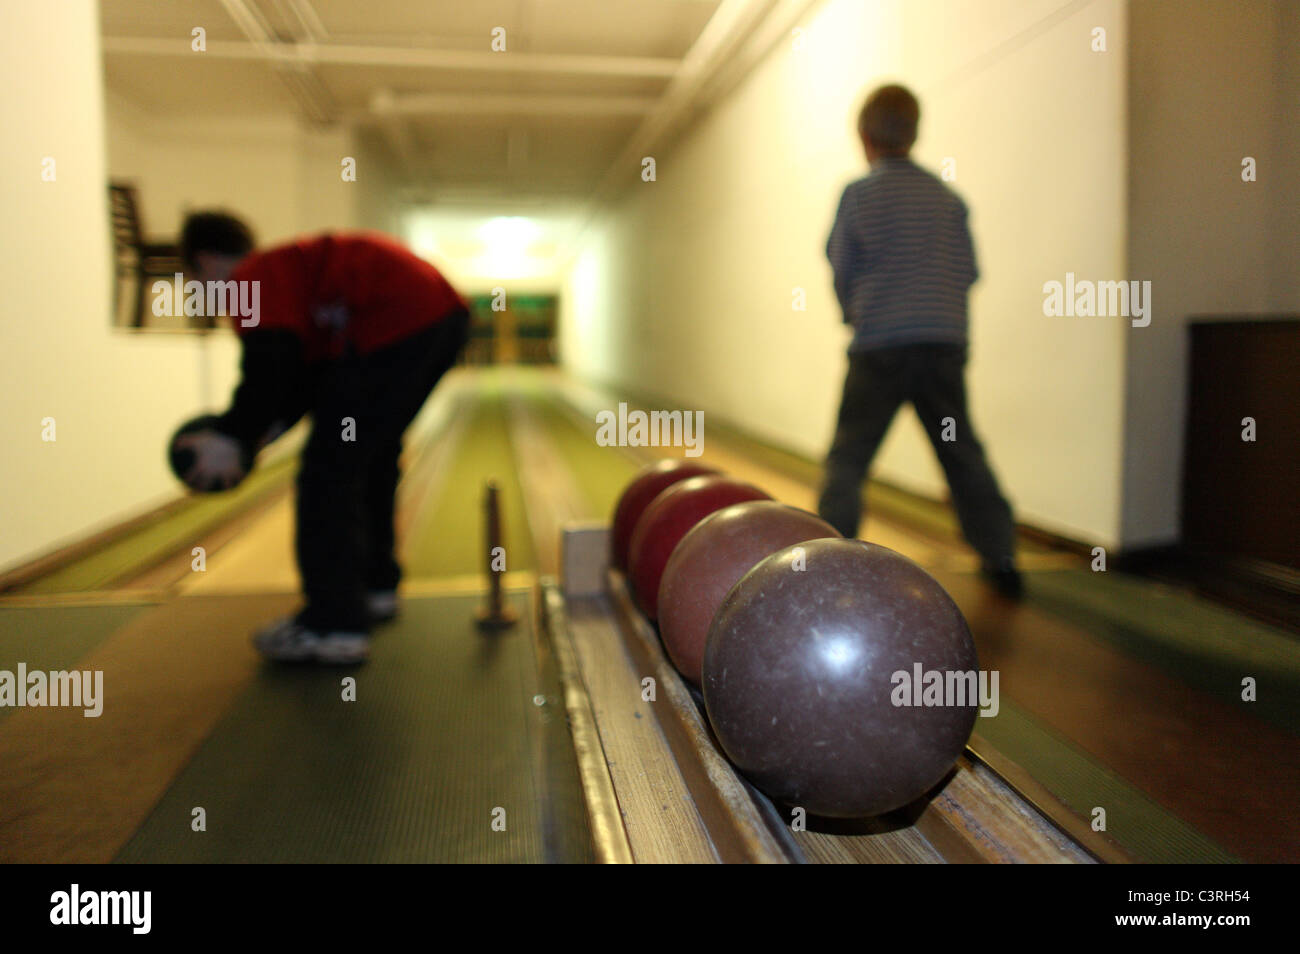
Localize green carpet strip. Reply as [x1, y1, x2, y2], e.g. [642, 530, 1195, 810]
[403, 375, 536, 578]
[115, 593, 552, 863]
[1028, 570, 1300, 735]
[979, 698, 1238, 862]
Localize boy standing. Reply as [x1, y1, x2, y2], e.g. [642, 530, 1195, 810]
[175, 214, 470, 661]
[819, 85, 1022, 597]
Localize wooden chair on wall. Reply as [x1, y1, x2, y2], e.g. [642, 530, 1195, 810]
[109, 183, 184, 328]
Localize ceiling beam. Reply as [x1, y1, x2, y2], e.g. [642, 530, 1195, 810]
[100, 36, 680, 79]
[361, 91, 657, 120]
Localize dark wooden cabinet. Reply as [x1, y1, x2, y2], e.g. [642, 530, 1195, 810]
[1182, 318, 1299, 570]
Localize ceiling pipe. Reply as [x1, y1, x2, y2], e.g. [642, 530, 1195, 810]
[217, 0, 338, 124]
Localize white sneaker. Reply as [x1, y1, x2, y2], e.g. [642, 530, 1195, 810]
[253, 617, 369, 664]
[367, 590, 400, 622]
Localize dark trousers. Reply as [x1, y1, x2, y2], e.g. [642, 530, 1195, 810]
[296, 310, 469, 632]
[817, 343, 1016, 567]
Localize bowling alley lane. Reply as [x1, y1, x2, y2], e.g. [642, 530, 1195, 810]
[0, 367, 1295, 863]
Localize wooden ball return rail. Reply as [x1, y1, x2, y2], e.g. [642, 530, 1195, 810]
[541, 525, 1132, 864]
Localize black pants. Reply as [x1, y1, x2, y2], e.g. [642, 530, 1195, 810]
[296, 311, 469, 632]
[817, 344, 1016, 567]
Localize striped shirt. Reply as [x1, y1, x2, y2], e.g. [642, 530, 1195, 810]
[826, 157, 978, 352]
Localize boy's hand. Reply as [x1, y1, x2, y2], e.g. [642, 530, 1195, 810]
[255, 420, 289, 454]
[173, 430, 247, 491]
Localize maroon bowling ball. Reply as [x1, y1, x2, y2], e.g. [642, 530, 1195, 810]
[658, 501, 839, 685]
[703, 538, 978, 818]
[627, 476, 770, 620]
[610, 460, 718, 572]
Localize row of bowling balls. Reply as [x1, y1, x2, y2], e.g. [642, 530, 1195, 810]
[610, 459, 979, 819]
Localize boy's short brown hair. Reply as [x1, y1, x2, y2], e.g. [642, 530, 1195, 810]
[180, 211, 255, 270]
[857, 84, 920, 155]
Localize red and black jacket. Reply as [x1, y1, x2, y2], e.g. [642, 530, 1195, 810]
[215, 231, 468, 454]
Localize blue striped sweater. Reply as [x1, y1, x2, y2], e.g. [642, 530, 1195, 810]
[826, 157, 978, 352]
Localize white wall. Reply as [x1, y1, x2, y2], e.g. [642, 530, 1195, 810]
[1122, 0, 1300, 547]
[103, 97, 374, 410]
[351, 128, 407, 236]
[561, 0, 1129, 546]
[0, 1, 234, 573]
[0, 7, 389, 574]
[107, 96, 357, 249]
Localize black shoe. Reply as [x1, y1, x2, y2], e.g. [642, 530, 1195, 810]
[981, 565, 1024, 600]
